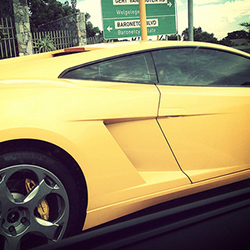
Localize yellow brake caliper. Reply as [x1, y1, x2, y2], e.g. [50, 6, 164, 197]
[25, 179, 50, 221]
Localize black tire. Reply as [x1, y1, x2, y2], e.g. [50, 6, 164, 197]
[0, 151, 86, 250]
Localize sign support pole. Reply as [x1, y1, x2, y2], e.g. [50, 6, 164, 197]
[139, 0, 147, 42]
[188, 0, 194, 41]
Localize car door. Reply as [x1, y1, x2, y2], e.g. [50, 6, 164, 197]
[61, 51, 191, 202]
[152, 46, 250, 182]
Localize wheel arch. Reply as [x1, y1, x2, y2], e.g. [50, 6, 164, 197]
[0, 138, 88, 222]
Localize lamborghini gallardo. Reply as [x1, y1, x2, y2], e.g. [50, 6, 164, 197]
[0, 41, 250, 250]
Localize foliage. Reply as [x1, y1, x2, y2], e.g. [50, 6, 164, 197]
[240, 22, 250, 41]
[28, 0, 79, 32]
[240, 22, 250, 34]
[220, 22, 250, 46]
[219, 30, 247, 46]
[85, 13, 101, 38]
[0, 0, 13, 17]
[71, 0, 77, 10]
[35, 35, 56, 53]
[28, 0, 100, 38]
[226, 30, 249, 40]
[182, 27, 218, 43]
[167, 34, 181, 41]
[219, 37, 235, 47]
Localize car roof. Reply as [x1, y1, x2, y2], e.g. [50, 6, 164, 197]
[0, 41, 249, 80]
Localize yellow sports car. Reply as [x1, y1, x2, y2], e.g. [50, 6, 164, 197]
[0, 41, 250, 250]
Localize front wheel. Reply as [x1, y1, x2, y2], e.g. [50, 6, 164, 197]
[0, 151, 86, 250]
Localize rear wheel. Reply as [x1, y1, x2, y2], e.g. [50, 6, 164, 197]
[0, 151, 86, 250]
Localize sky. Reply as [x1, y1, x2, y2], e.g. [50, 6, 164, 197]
[62, 0, 250, 40]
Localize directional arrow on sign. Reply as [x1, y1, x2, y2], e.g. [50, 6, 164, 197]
[107, 26, 113, 32]
[101, 0, 176, 39]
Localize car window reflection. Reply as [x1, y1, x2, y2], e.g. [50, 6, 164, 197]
[62, 53, 156, 84]
[152, 47, 250, 87]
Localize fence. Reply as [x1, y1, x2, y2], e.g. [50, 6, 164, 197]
[0, 16, 19, 59]
[87, 35, 104, 44]
[1, 20, 103, 58]
[32, 30, 73, 53]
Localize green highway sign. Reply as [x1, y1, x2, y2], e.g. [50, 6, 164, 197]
[101, 0, 177, 39]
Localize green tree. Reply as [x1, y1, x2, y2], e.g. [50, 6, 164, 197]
[28, 0, 79, 32]
[71, 0, 77, 10]
[0, 0, 14, 17]
[167, 34, 181, 41]
[28, 0, 100, 37]
[85, 13, 100, 38]
[220, 29, 249, 46]
[240, 22, 250, 33]
[240, 22, 250, 40]
[219, 37, 234, 47]
[182, 27, 218, 43]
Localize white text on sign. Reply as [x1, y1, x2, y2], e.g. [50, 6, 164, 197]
[115, 19, 159, 29]
[113, 0, 168, 5]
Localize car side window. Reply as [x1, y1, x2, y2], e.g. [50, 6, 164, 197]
[152, 48, 250, 87]
[62, 52, 157, 84]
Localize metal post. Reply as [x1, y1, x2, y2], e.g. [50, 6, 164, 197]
[188, 0, 193, 41]
[139, 0, 147, 42]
